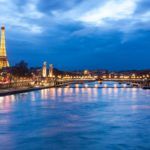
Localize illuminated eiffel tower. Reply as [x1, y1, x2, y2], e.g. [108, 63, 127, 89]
[0, 25, 9, 69]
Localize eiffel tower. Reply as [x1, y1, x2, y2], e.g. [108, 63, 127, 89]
[0, 25, 9, 69]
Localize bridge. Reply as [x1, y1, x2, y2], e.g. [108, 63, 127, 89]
[103, 78, 150, 88]
[0, 77, 149, 91]
[62, 83, 132, 89]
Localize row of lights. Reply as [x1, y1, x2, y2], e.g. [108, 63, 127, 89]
[63, 75, 97, 79]
[102, 74, 150, 79]
[61, 74, 149, 80]
[67, 83, 128, 88]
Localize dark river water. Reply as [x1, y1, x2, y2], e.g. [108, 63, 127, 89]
[0, 82, 150, 150]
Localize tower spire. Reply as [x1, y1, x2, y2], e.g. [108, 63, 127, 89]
[0, 25, 9, 69]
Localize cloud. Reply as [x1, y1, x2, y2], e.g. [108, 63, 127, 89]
[0, 0, 150, 36]
[61, 0, 150, 33]
[0, 0, 149, 69]
[77, 0, 136, 25]
[0, 0, 44, 34]
[37, 0, 83, 12]
[135, 0, 150, 14]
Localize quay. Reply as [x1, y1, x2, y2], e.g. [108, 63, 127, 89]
[0, 78, 150, 96]
[0, 84, 131, 97]
[0, 79, 96, 96]
[0, 86, 51, 96]
[0, 80, 149, 97]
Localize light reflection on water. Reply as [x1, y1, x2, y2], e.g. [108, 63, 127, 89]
[0, 82, 150, 150]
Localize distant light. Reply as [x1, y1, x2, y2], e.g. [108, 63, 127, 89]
[66, 85, 70, 88]
[114, 76, 118, 78]
[75, 84, 79, 88]
[102, 75, 106, 79]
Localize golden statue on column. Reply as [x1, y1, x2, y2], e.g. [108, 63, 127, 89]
[49, 64, 54, 78]
[42, 61, 47, 77]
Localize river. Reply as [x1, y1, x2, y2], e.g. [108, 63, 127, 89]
[0, 81, 150, 150]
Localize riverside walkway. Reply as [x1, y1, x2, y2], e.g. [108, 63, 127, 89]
[0, 79, 95, 96]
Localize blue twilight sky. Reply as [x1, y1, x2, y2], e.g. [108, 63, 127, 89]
[0, 0, 150, 70]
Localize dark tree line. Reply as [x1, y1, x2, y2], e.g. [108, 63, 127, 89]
[11, 60, 31, 77]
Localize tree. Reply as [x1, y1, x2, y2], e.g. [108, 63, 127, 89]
[11, 60, 31, 77]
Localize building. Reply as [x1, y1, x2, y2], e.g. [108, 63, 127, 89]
[84, 70, 90, 76]
[0, 25, 9, 69]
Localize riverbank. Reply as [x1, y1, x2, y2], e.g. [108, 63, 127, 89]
[0, 86, 139, 97]
[143, 86, 150, 89]
[0, 80, 96, 96]
[0, 86, 53, 97]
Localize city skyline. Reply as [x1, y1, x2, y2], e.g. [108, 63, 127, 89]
[0, 0, 150, 70]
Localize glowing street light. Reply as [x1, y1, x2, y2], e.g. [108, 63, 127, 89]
[123, 84, 127, 88]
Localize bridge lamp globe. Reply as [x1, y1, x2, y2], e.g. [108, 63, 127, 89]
[94, 84, 98, 88]
[85, 84, 88, 88]
[123, 84, 127, 88]
[104, 84, 107, 88]
[114, 84, 117, 88]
